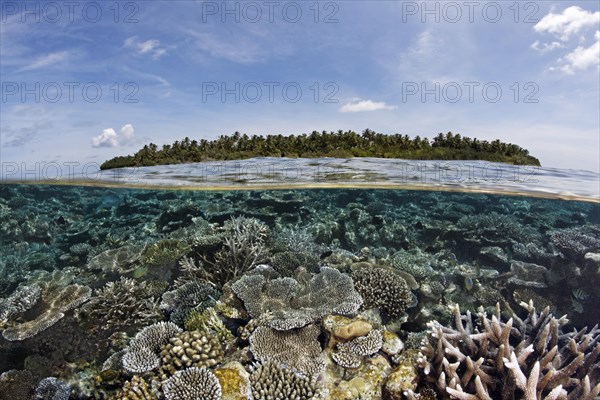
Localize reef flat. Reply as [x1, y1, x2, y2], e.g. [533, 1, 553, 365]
[0, 185, 599, 399]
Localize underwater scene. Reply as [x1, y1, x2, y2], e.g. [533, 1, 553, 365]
[0, 183, 599, 400]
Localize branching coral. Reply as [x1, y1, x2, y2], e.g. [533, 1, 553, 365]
[351, 265, 413, 319]
[331, 329, 383, 369]
[115, 375, 156, 400]
[2, 282, 91, 341]
[232, 267, 362, 331]
[551, 228, 600, 259]
[162, 367, 222, 400]
[415, 302, 600, 400]
[249, 324, 325, 376]
[249, 360, 320, 400]
[77, 277, 162, 332]
[121, 322, 182, 373]
[140, 239, 190, 268]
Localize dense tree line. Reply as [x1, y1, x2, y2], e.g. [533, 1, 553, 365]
[100, 130, 540, 170]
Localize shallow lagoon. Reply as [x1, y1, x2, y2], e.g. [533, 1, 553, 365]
[0, 161, 599, 399]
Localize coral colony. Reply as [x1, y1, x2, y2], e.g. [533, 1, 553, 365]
[0, 185, 599, 399]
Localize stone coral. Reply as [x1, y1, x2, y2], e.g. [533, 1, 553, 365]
[331, 330, 383, 369]
[351, 265, 413, 319]
[140, 239, 190, 268]
[0, 283, 41, 322]
[249, 360, 320, 400]
[159, 330, 224, 378]
[86, 244, 145, 274]
[114, 375, 156, 400]
[415, 302, 600, 400]
[0, 369, 36, 400]
[183, 307, 234, 346]
[232, 267, 362, 331]
[34, 377, 71, 400]
[160, 281, 219, 326]
[122, 322, 182, 373]
[249, 324, 325, 376]
[162, 367, 222, 400]
[2, 283, 91, 341]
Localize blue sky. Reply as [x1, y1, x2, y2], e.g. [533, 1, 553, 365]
[1, 1, 599, 174]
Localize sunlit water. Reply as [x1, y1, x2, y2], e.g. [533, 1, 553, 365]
[0, 159, 598, 398]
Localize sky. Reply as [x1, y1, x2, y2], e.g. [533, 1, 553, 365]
[1, 0, 599, 176]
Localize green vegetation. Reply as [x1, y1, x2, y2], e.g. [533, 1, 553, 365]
[100, 130, 540, 170]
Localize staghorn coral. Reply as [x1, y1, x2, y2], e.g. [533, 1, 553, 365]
[121, 322, 182, 373]
[249, 324, 325, 376]
[77, 277, 162, 332]
[415, 302, 600, 400]
[162, 367, 222, 400]
[2, 283, 91, 341]
[160, 281, 219, 326]
[159, 330, 224, 378]
[232, 266, 363, 331]
[351, 265, 413, 319]
[249, 360, 320, 400]
[34, 377, 70, 400]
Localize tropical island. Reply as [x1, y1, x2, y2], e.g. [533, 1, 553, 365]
[100, 130, 541, 170]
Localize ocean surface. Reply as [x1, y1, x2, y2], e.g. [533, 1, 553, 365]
[0, 158, 599, 399]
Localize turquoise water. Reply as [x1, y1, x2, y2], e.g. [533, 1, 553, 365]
[0, 178, 599, 399]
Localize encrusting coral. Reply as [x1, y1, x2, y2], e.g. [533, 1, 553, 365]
[162, 367, 222, 400]
[232, 266, 363, 331]
[413, 302, 600, 400]
[249, 324, 325, 376]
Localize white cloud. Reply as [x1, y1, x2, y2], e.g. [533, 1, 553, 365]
[559, 31, 600, 74]
[91, 124, 136, 148]
[530, 40, 565, 54]
[91, 128, 118, 148]
[124, 36, 167, 59]
[339, 100, 397, 113]
[21, 51, 69, 71]
[534, 6, 600, 40]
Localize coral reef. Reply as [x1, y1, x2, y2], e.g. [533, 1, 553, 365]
[415, 303, 600, 400]
[351, 265, 413, 319]
[86, 245, 145, 274]
[162, 367, 222, 400]
[249, 324, 325, 376]
[121, 322, 182, 373]
[249, 360, 320, 400]
[0, 369, 36, 400]
[232, 266, 363, 331]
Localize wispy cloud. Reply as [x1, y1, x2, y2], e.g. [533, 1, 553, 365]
[339, 99, 397, 113]
[124, 36, 167, 59]
[530, 40, 565, 54]
[559, 31, 600, 75]
[21, 51, 69, 71]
